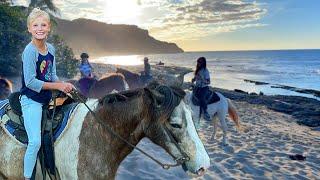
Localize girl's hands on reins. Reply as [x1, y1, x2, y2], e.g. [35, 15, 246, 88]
[57, 82, 75, 93]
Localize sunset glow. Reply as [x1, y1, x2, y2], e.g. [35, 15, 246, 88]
[94, 55, 143, 66]
[13, 0, 320, 51]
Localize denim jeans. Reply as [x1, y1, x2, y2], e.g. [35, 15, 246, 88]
[20, 95, 42, 178]
[196, 86, 209, 112]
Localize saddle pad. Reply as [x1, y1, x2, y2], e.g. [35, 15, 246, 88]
[53, 103, 78, 140]
[192, 91, 220, 106]
[2, 103, 78, 144]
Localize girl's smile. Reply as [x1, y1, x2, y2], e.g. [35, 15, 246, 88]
[28, 16, 50, 40]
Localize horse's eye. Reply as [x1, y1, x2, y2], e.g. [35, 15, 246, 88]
[170, 123, 182, 129]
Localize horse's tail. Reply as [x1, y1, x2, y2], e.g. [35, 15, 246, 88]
[227, 98, 241, 130]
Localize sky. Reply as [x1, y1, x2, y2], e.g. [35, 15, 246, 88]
[14, 0, 320, 51]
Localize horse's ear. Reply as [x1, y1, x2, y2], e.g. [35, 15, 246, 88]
[144, 88, 165, 108]
[170, 86, 186, 98]
[146, 81, 160, 89]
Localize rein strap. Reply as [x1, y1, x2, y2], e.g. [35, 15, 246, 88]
[69, 89, 189, 170]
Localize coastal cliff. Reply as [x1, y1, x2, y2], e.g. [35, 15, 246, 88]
[54, 18, 184, 56]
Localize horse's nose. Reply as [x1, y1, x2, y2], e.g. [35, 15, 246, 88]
[196, 167, 206, 176]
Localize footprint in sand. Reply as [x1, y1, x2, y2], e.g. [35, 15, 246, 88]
[222, 145, 234, 153]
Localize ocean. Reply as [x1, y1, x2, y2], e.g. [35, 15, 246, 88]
[94, 49, 320, 100]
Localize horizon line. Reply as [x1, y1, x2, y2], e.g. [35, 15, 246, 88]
[185, 48, 320, 53]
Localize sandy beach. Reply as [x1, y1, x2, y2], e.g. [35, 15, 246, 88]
[4, 63, 320, 179]
[116, 100, 320, 179]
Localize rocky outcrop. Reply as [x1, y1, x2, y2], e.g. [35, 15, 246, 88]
[244, 79, 320, 98]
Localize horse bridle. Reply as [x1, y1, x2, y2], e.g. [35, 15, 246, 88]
[70, 89, 190, 169]
[163, 125, 190, 165]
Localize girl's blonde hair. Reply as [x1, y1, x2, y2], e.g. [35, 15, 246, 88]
[27, 8, 50, 27]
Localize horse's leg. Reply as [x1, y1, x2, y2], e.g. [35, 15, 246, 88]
[210, 117, 218, 141]
[218, 110, 228, 145]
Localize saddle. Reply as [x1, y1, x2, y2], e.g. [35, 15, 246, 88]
[191, 88, 220, 106]
[1, 92, 78, 144]
[0, 92, 78, 178]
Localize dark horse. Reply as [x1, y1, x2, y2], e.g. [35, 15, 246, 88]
[0, 82, 210, 179]
[71, 73, 129, 99]
[116, 68, 146, 89]
[0, 77, 12, 100]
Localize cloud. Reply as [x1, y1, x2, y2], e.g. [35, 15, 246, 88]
[150, 23, 267, 41]
[143, 0, 267, 41]
[13, 0, 106, 21]
[53, 0, 106, 20]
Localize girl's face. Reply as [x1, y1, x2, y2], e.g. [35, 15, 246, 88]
[28, 16, 51, 40]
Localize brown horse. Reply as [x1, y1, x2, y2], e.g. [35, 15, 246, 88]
[0, 77, 12, 100]
[116, 68, 145, 89]
[71, 73, 129, 99]
[0, 83, 210, 179]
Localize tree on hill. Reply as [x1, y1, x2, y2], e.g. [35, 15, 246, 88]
[29, 0, 59, 14]
[49, 35, 78, 78]
[0, 3, 28, 76]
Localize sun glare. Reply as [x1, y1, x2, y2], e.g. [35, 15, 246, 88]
[104, 0, 141, 25]
[94, 55, 143, 66]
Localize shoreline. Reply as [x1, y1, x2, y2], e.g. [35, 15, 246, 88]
[108, 63, 320, 128]
[2, 63, 320, 179]
[3, 62, 320, 128]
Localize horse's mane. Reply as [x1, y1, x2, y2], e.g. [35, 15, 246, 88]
[99, 89, 142, 105]
[99, 73, 124, 81]
[98, 88, 145, 123]
[116, 68, 140, 78]
[98, 81, 186, 122]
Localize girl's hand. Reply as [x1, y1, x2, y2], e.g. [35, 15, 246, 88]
[58, 82, 75, 93]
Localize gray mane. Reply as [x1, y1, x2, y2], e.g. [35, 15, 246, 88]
[98, 81, 186, 121]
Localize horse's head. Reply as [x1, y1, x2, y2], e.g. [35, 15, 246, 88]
[0, 77, 13, 100]
[116, 68, 144, 89]
[144, 83, 210, 175]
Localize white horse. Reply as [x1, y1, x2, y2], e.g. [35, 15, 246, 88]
[185, 91, 241, 145]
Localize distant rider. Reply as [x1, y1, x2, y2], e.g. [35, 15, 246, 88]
[79, 52, 94, 79]
[192, 57, 211, 120]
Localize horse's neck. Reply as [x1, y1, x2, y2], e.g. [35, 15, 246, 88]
[76, 103, 145, 179]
